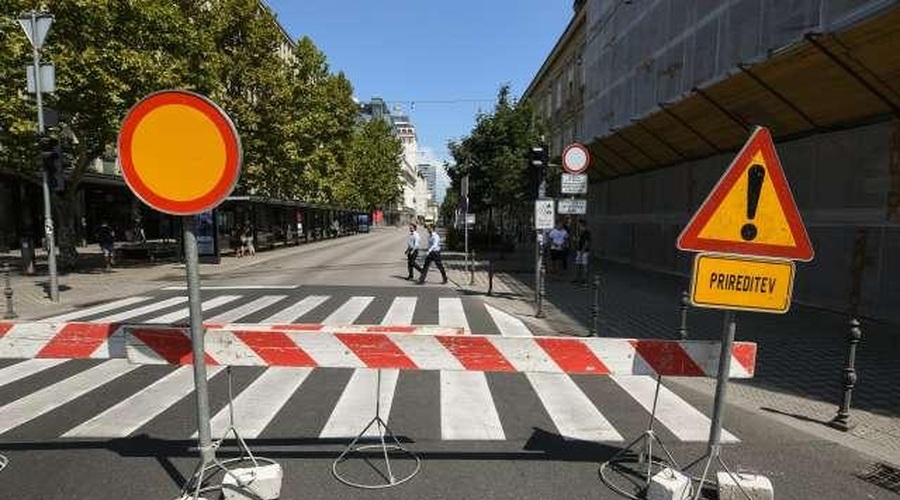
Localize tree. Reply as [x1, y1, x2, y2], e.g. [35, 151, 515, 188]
[341, 117, 403, 212]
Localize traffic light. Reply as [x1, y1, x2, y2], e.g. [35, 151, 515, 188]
[528, 145, 549, 198]
[39, 135, 64, 192]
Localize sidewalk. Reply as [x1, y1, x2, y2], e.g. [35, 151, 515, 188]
[0, 233, 373, 320]
[446, 244, 900, 468]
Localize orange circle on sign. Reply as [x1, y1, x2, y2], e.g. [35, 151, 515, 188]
[118, 90, 242, 215]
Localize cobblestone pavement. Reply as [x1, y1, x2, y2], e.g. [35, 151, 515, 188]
[446, 245, 900, 467]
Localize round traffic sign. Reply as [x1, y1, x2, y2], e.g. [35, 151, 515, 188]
[118, 90, 242, 215]
[562, 143, 590, 174]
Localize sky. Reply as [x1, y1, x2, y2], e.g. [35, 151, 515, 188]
[266, 0, 574, 171]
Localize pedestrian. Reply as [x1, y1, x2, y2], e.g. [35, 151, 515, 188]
[573, 219, 592, 284]
[98, 221, 115, 271]
[547, 221, 568, 274]
[241, 225, 255, 257]
[405, 223, 423, 280]
[417, 224, 447, 284]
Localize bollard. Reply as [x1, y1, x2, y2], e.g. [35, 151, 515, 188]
[469, 251, 475, 286]
[591, 274, 600, 336]
[678, 290, 690, 340]
[487, 259, 494, 296]
[536, 247, 546, 318]
[829, 318, 862, 431]
[3, 263, 16, 320]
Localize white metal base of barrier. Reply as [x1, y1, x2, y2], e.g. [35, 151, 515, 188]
[685, 449, 755, 500]
[599, 375, 681, 500]
[648, 468, 692, 500]
[222, 463, 283, 500]
[331, 369, 421, 489]
[717, 472, 773, 500]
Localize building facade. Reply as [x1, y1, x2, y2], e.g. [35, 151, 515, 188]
[525, 0, 900, 321]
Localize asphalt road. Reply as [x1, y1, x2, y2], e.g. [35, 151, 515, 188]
[0, 227, 893, 499]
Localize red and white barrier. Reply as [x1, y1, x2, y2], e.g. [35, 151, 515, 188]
[125, 327, 757, 378]
[0, 322, 466, 360]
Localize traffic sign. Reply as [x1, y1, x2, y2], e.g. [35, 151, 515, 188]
[557, 199, 587, 214]
[561, 173, 587, 194]
[535, 200, 554, 229]
[18, 13, 53, 49]
[677, 127, 813, 261]
[118, 90, 242, 215]
[562, 143, 590, 174]
[690, 254, 795, 313]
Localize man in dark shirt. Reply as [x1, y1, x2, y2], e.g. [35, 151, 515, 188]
[98, 221, 115, 271]
[574, 219, 591, 284]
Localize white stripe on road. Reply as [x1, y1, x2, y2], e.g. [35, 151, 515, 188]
[145, 295, 242, 324]
[527, 372, 623, 442]
[485, 304, 532, 337]
[92, 296, 188, 323]
[260, 295, 329, 323]
[611, 375, 739, 443]
[205, 368, 312, 439]
[438, 298, 469, 332]
[381, 297, 417, 325]
[322, 296, 374, 325]
[63, 365, 223, 438]
[0, 359, 139, 435]
[40, 296, 152, 322]
[207, 295, 287, 323]
[163, 285, 299, 290]
[0, 359, 68, 390]
[319, 369, 399, 438]
[440, 371, 504, 440]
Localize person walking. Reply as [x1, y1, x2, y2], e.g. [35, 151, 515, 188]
[405, 223, 423, 280]
[573, 219, 592, 284]
[417, 224, 447, 284]
[547, 221, 568, 274]
[98, 221, 115, 271]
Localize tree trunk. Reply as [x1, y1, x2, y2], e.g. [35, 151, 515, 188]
[53, 188, 80, 270]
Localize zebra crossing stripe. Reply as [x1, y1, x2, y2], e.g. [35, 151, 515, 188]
[63, 365, 223, 438]
[205, 367, 312, 440]
[382, 297, 416, 325]
[527, 372, 623, 442]
[441, 371, 504, 440]
[322, 296, 374, 325]
[438, 298, 468, 332]
[611, 375, 739, 443]
[0, 359, 68, 390]
[93, 296, 188, 322]
[144, 295, 242, 324]
[485, 304, 531, 337]
[319, 369, 399, 439]
[0, 359, 139, 435]
[40, 296, 152, 322]
[207, 295, 288, 324]
[260, 295, 329, 323]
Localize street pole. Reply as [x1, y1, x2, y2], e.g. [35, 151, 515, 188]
[26, 12, 59, 302]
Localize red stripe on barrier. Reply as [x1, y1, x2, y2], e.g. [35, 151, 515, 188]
[234, 331, 317, 367]
[732, 343, 757, 376]
[132, 328, 217, 365]
[37, 323, 118, 358]
[0, 323, 13, 338]
[269, 324, 325, 331]
[536, 338, 610, 374]
[630, 340, 705, 377]
[362, 326, 416, 333]
[336, 333, 418, 369]
[436, 336, 515, 372]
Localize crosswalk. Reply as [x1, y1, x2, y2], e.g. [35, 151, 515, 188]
[0, 291, 739, 443]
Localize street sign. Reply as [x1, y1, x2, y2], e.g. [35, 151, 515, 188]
[557, 198, 587, 214]
[690, 253, 795, 313]
[562, 143, 590, 174]
[677, 127, 813, 261]
[118, 90, 242, 216]
[535, 200, 554, 229]
[18, 13, 53, 49]
[466, 213, 475, 225]
[26, 64, 54, 93]
[561, 173, 587, 194]
[461, 175, 469, 198]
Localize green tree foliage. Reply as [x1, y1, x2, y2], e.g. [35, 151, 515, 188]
[339, 117, 403, 212]
[444, 85, 545, 218]
[0, 1, 401, 265]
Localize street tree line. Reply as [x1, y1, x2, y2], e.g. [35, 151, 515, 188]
[442, 85, 547, 246]
[0, 0, 402, 265]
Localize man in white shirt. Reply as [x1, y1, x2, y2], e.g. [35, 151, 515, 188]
[417, 224, 447, 284]
[547, 221, 568, 273]
[405, 223, 423, 280]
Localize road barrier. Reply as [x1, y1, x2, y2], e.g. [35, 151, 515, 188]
[0, 322, 466, 360]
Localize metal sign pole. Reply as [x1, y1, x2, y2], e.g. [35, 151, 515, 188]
[183, 216, 215, 468]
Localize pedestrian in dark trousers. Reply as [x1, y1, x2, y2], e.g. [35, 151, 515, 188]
[405, 223, 423, 280]
[418, 224, 447, 284]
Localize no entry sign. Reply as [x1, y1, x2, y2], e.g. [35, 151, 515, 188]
[118, 90, 242, 215]
[562, 143, 590, 174]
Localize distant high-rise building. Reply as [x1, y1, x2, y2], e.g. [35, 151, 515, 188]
[360, 98, 418, 221]
[417, 164, 437, 198]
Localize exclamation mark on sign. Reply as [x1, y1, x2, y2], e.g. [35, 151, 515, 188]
[741, 164, 765, 241]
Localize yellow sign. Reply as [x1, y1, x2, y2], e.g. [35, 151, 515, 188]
[677, 127, 813, 261]
[690, 253, 795, 314]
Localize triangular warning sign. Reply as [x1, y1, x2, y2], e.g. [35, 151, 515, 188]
[677, 126, 814, 261]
